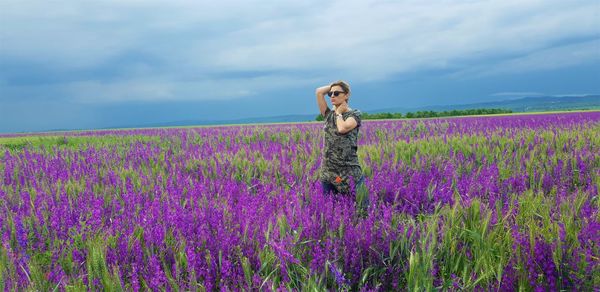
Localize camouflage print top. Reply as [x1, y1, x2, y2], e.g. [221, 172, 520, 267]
[319, 107, 363, 193]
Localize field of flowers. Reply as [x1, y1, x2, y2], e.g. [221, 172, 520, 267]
[1, 111, 599, 290]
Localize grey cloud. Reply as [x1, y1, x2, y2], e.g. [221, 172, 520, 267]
[452, 39, 600, 78]
[1, 0, 598, 103]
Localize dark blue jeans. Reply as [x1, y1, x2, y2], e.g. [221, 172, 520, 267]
[321, 176, 369, 210]
[321, 176, 365, 195]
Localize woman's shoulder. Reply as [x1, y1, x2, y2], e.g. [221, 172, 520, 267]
[346, 108, 362, 118]
[345, 108, 362, 128]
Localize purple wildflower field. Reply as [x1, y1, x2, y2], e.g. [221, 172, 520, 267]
[1, 112, 599, 290]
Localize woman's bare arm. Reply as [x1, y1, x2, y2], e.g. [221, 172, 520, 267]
[336, 116, 358, 134]
[334, 103, 358, 134]
[316, 85, 331, 117]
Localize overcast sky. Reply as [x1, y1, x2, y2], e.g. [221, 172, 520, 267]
[1, 0, 599, 133]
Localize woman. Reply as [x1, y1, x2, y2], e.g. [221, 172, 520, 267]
[315, 80, 366, 198]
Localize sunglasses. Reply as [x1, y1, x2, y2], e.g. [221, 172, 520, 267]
[327, 91, 345, 97]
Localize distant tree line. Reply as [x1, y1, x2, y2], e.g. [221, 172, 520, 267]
[316, 108, 512, 121]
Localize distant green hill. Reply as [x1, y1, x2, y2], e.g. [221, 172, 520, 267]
[107, 95, 600, 129]
[369, 95, 600, 114]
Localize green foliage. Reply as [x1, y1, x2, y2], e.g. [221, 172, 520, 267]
[436, 200, 512, 290]
[360, 108, 513, 120]
[86, 236, 121, 291]
[0, 246, 10, 291]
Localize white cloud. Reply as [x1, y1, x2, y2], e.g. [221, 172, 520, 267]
[206, 0, 599, 78]
[1, 0, 598, 103]
[66, 76, 318, 104]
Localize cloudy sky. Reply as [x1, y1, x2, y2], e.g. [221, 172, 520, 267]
[1, 0, 599, 133]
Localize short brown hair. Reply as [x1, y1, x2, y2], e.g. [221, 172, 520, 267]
[330, 80, 351, 95]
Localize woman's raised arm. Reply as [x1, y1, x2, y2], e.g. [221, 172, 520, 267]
[316, 85, 331, 117]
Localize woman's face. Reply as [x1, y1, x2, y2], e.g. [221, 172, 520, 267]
[329, 85, 348, 106]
